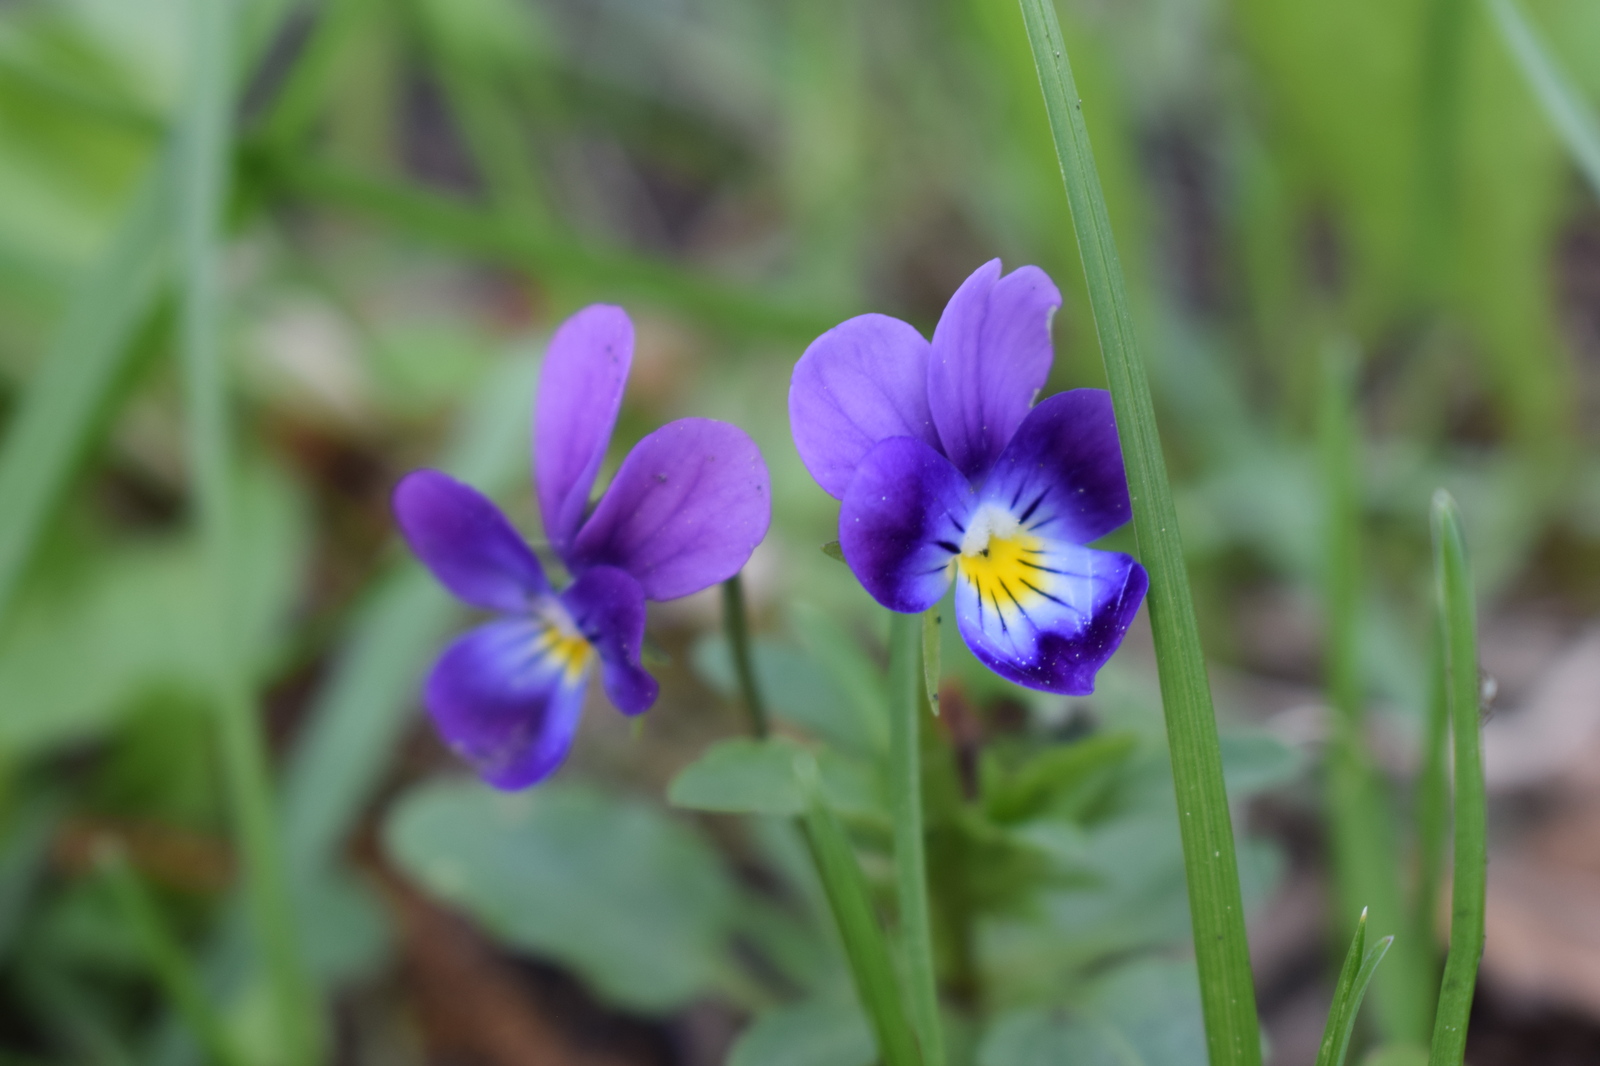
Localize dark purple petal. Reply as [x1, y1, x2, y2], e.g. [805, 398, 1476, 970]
[839, 436, 973, 612]
[789, 313, 940, 499]
[927, 260, 1062, 480]
[393, 469, 550, 613]
[535, 305, 633, 555]
[977, 389, 1132, 545]
[561, 565, 658, 715]
[424, 615, 592, 789]
[570, 418, 770, 601]
[955, 542, 1147, 695]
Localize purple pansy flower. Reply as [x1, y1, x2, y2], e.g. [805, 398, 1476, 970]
[789, 259, 1147, 695]
[394, 305, 771, 788]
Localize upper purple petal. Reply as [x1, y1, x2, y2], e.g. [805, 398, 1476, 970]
[839, 436, 972, 613]
[789, 313, 940, 499]
[393, 469, 551, 613]
[569, 418, 771, 601]
[535, 305, 633, 555]
[927, 260, 1062, 480]
[561, 565, 658, 715]
[977, 389, 1132, 546]
[424, 615, 590, 789]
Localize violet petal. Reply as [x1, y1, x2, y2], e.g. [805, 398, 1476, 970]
[839, 436, 972, 612]
[570, 418, 771, 601]
[535, 304, 633, 555]
[393, 469, 550, 613]
[927, 260, 1062, 480]
[562, 565, 658, 715]
[788, 313, 940, 499]
[978, 389, 1132, 546]
[424, 615, 591, 789]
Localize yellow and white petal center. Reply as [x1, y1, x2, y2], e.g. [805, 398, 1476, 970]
[530, 604, 596, 683]
[954, 504, 1049, 614]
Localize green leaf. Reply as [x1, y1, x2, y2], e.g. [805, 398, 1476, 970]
[983, 732, 1140, 824]
[1362, 1045, 1430, 1066]
[821, 540, 846, 563]
[1016, 4, 1261, 1062]
[980, 960, 1207, 1066]
[1219, 730, 1306, 796]
[1317, 910, 1394, 1066]
[385, 779, 736, 1013]
[728, 997, 875, 1066]
[790, 603, 890, 755]
[669, 738, 810, 816]
[1486, 0, 1600, 199]
[669, 737, 885, 820]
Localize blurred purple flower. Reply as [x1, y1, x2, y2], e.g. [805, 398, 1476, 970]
[789, 260, 1146, 694]
[395, 306, 771, 788]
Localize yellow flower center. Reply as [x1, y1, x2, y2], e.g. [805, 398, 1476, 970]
[531, 611, 596, 682]
[955, 505, 1046, 612]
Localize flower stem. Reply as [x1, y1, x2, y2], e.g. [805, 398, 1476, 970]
[888, 610, 943, 1066]
[1017, 3, 1261, 1062]
[177, 0, 319, 1061]
[800, 787, 922, 1066]
[721, 574, 770, 738]
[1428, 492, 1486, 1066]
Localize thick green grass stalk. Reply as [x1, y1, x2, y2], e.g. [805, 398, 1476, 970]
[100, 848, 248, 1066]
[888, 611, 943, 1066]
[1427, 493, 1486, 1065]
[1409, 634, 1451, 1021]
[1485, 0, 1600, 199]
[1017, 4, 1261, 1062]
[0, 161, 169, 624]
[1318, 347, 1431, 1044]
[801, 793, 922, 1066]
[177, 0, 320, 1061]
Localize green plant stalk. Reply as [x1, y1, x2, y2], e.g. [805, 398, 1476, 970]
[1017, 3, 1261, 1062]
[721, 574, 770, 739]
[801, 796, 922, 1066]
[1416, 0, 1468, 289]
[1318, 347, 1430, 1044]
[1410, 633, 1450, 1020]
[1428, 493, 1486, 1066]
[177, 0, 319, 1062]
[0, 159, 169, 624]
[101, 849, 248, 1066]
[1317, 910, 1395, 1066]
[889, 611, 943, 1066]
[1485, 0, 1600, 199]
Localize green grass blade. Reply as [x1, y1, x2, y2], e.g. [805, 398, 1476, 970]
[888, 611, 942, 1066]
[99, 848, 248, 1066]
[253, 151, 847, 339]
[1016, 3, 1261, 1062]
[0, 160, 169, 624]
[1318, 344, 1431, 1044]
[1485, 0, 1600, 199]
[1316, 909, 1395, 1066]
[1409, 633, 1450, 1023]
[176, 1, 320, 1060]
[800, 782, 921, 1066]
[1428, 492, 1487, 1066]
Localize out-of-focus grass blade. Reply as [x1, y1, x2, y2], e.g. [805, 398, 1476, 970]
[99, 848, 248, 1066]
[1427, 492, 1487, 1066]
[0, 795, 61, 958]
[0, 159, 169, 624]
[256, 152, 845, 339]
[1318, 344, 1431, 1043]
[174, 0, 319, 1060]
[887, 611, 942, 1066]
[1485, 0, 1600, 199]
[1316, 909, 1394, 1066]
[280, 355, 536, 879]
[1016, 3, 1262, 1063]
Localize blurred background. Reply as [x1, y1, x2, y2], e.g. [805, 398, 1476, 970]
[0, 0, 1598, 1063]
